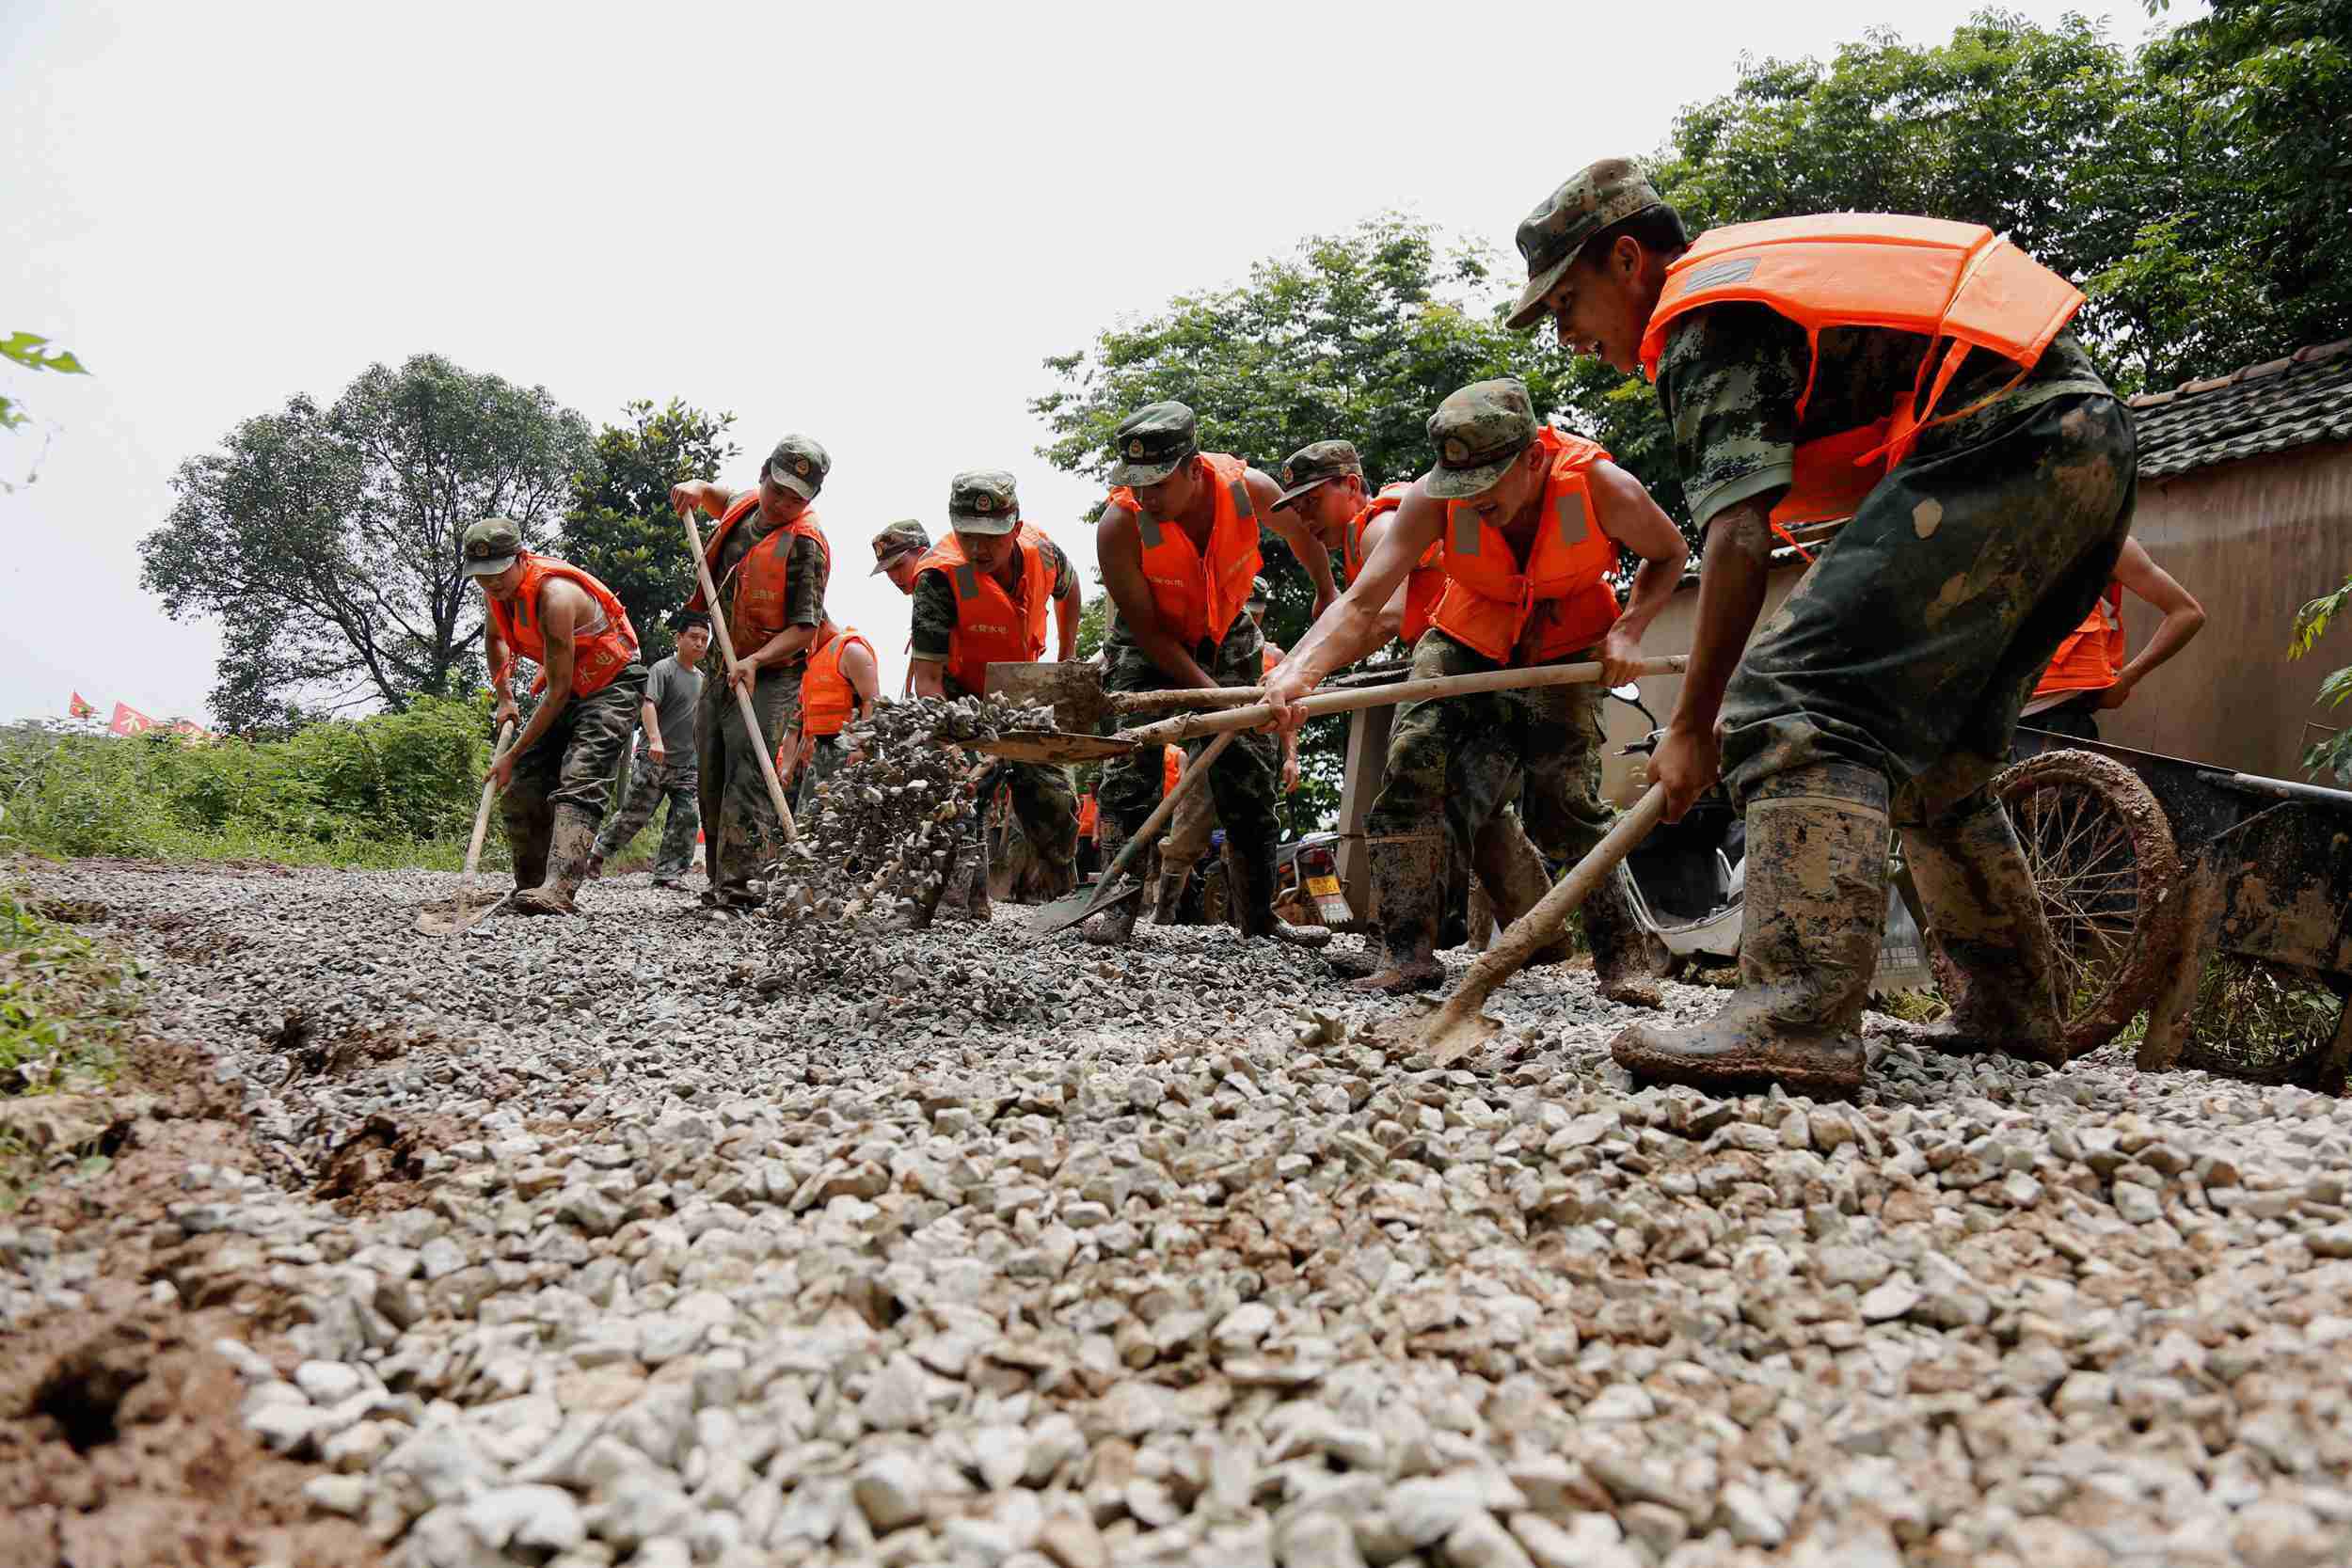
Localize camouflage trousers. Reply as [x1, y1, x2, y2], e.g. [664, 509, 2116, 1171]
[501, 667, 647, 890]
[695, 664, 801, 899]
[963, 759, 1080, 871]
[1721, 392, 2137, 825]
[595, 752, 700, 879]
[1365, 629, 1613, 876]
[795, 734, 850, 818]
[1098, 616, 1277, 853]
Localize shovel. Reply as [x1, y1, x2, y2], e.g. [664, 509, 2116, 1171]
[681, 507, 798, 846]
[985, 659, 1266, 733]
[1419, 784, 1669, 1066]
[1031, 731, 1237, 936]
[964, 656, 1688, 765]
[417, 719, 517, 936]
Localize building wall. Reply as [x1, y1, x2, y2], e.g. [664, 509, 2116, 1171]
[1598, 437, 2351, 803]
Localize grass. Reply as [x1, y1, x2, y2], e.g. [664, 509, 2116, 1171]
[0, 873, 145, 1209]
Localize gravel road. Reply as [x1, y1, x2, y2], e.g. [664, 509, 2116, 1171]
[7, 858, 2352, 1568]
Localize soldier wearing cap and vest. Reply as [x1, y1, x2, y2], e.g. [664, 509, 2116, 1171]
[467, 516, 649, 915]
[1088, 402, 1341, 949]
[2022, 537, 2204, 748]
[1504, 157, 2137, 1094]
[1263, 381, 1687, 996]
[670, 434, 834, 909]
[1276, 439, 1589, 967]
[870, 519, 931, 696]
[910, 468, 1085, 915]
[787, 617, 880, 816]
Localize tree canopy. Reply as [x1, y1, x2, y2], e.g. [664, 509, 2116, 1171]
[561, 398, 739, 666]
[141, 355, 592, 733]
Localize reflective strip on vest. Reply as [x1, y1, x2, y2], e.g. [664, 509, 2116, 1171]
[912, 525, 1054, 694]
[1106, 452, 1263, 647]
[486, 553, 641, 699]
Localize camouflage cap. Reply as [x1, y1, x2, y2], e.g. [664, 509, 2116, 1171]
[1271, 439, 1364, 510]
[869, 518, 930, 575]
[1108, 402, 1199, 488]
[947, 468, 1021, 537]
[461, 515, 524, 577]
[1424, 378, 1539, 500]
[1504, 157, 1664, 332]
[764, 433, 831, 499]
[1244, 575, 1272, 612]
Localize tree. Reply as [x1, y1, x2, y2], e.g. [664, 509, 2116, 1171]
[561, 399, 739, 667]
[141, 355, 592, 732]
[1033, 214, 1583, 831]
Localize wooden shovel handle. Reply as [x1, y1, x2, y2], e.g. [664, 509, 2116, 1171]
[1096, 730, 1236, 890]
[680, 507, 798, 846]
[453, 719, 517, 917]
[1108, 686, 1268, 715]
[1120, 656, 1689, 747]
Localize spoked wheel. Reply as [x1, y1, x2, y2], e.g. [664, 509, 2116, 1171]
[1988, 749, 2183, 1057]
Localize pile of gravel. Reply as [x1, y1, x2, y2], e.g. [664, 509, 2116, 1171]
[8, 860, 2352, 1568]
[768, 694, 1058, 932]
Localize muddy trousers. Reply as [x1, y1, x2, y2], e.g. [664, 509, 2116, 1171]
[501, 670, 647, 891]
[695, 666, 801, 900]
[595, 753, 700, 879]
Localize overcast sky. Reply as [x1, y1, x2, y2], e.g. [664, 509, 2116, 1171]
[1, 0, 2182, 723]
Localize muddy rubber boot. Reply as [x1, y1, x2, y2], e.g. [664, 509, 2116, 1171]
[1082, 824, 1143, 947]
[1236, 833, 1332, 950]
[1583, 864, 1670, 1010]
[507, 805, 553, 896]
[1905, 790, 2068, 1067]
[1152, 869, 1189, 927]
[1343, 832, 1446, 993]
[513, 807, 599, 916]
[583, 853, 607, 881]
[1470, 814, 1574, 970]
[1611, 766, 1890, 1096]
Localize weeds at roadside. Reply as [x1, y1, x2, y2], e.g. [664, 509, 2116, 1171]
[0, 874, 145, 1209]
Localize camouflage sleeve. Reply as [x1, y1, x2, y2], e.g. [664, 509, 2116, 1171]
[1655, 302, 1810, 531]
[1041, 539, 1075, 600]
[786, 534, 829, 628]
[909, 567, 958, 662]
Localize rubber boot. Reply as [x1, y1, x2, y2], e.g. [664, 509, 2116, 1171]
[584, 852, 607, 881]
[508, 805, 553, 896]
[1582, 864, 1670, 1009]
[1081, 824, 1143, 947]
[1235, 833, 1331, 950]
[513, 806, 599, 916]
[1905, 790, 2068, 1067]
[1339, 832, 1445, 993]
[1152, 869, 1189, 927]
[1470, 814, 1574, 970]
[1611, 765, 1890, 1096]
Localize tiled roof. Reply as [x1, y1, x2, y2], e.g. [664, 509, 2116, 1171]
[2128, 339, 2352, 481]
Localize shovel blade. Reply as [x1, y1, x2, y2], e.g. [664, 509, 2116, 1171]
[1032, 873, 1143, 937]
[415, 893, 508, 936]
[1418, 994, 1504, 1067]
[985, 661, 1104, 724]
[965, 731, 1134, 765]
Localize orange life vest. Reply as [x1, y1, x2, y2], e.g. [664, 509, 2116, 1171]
[1108, 451, 1263, 646]
[1344, 482, 1443, 645]
[912, 525, 1055, 694]
[1639, 214, 2085, 531]
[1077, 794, 1100, 839]
[2035, 581, 2127, 699]
[1162, 745, 1183, 798]
[1428, 428, 1622, 666]
[485, 553, 640, 698]
[692, 492, 831, 659]
[801, 624, 873, 737]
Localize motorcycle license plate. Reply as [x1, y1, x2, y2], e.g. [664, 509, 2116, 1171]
[1308, 875, 1341, 895]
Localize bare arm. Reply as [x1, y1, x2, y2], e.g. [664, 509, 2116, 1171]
[1097, 501, 1216, 689]
[840, 640, 881, 721]
[1053, 581, 1082, 662]
[669, 481, 740, 520]
[1589, 460, 1692, 686]
[735, 623, 818, 684]
[1264, 483, 1444, 723]
[1651, 495, 1778, 822]
[1251, 468, 1340, 619]
[491, 579, 583, 786]
[640, 698, 664, 760]
[2106, 536, 2205, 707]
[485, 619, 519, 729]
[911, 657, 948, 701]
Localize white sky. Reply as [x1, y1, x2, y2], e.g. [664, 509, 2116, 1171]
[1, 0, 2182, 723]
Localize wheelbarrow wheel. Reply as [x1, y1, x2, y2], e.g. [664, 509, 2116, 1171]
[1972, 748, 2185, 1058]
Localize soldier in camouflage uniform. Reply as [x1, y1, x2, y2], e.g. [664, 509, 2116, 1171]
[671, 434, 834, 910]
[908, 469, 1084, 921]
[1263, 386, 1687, 997]
[588, 614, 708, 887]
[1505, 158, 2136, 1095]
[1089, 403, 1339, 949]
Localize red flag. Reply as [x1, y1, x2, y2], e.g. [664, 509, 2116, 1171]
[108, 702, 155, 737]
[68, 692, 95, 719]
[167, 719, 214, 744]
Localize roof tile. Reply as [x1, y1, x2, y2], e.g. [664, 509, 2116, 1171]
[2133, 339, 2352, 481]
